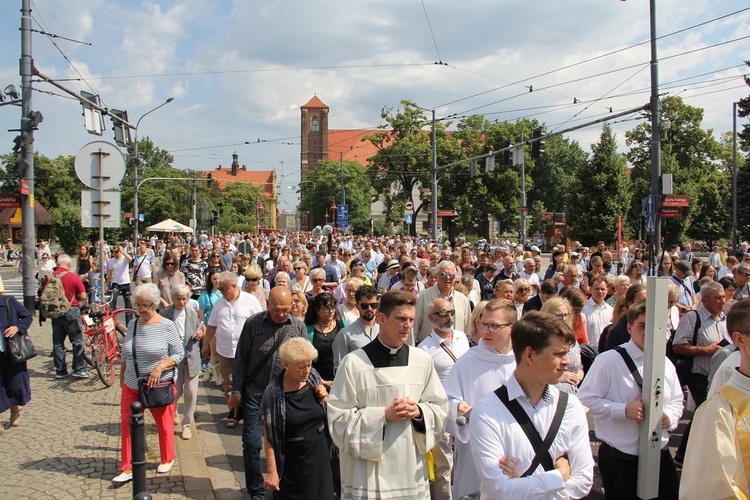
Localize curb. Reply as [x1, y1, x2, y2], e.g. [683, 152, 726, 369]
[175, 418, 216, 499]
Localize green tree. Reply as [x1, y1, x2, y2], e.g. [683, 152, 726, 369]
[0, 153, 82, 211]
[300, 160, 373, 229]
[735, 61, 750, 240]
[625, 96, 724, 244]
[49, 201, 92, 254]
[527, 135, 588, 215]
[220, 182, 261, 230]
[528, 200, 547, 236]
[568, 124, 631, 244]
[364, 101, 461, 229]
[686, 168, 732, 244]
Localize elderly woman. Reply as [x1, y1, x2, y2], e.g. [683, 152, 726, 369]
[304, 292, 346, 387]
[541, 297, 584, 393]
[467, 299, 488, 345]
[274, 271, 291, 290]
[291, 262, 311, 294]
[243, 263, 269, 309]
[513, 278, 532, 319]
[261, 337, 333, 499]
[290, 290, 308, 321]
[306, 268, 326, 301]
[156, 252, 185, 309]
[607, 275, 630, 306]
[114, 284, 184, 483]
[336, 278, 362, 324]
[160, 284, 203, 440]
[493, 278, 514, 301]
[0, 288, 33, 435]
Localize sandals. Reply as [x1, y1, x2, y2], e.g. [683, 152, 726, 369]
[225, 418, 237, 429]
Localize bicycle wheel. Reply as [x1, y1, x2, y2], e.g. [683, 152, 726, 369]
[93, 333, 116, 387]
[82, 332, 95, 367]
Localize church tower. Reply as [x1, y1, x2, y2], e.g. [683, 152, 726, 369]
[300, 95, 329, 174]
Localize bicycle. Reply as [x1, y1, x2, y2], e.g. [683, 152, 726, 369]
[80, 297, 137, 387]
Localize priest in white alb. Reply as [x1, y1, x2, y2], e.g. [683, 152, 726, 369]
[443, 299, 519, 498]
[328, 290, 448, 499]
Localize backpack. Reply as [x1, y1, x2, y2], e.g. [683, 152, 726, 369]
[40, 271, 71, 319]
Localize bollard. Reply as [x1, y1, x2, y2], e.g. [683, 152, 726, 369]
[129, 402, 151, 499]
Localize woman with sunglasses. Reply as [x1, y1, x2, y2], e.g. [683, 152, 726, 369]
[243, 263, 269, 309]
[208, 252, 226, 274]
[306, 269, 326, 301]
[304, 292, 346, 388]
[292, 262, 311, 294]
[157, 253, 186, 309]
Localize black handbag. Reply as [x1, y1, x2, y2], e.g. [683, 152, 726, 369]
[132, 319, 175, 408]
[5, 296, 36, 364]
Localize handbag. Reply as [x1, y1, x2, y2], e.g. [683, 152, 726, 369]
[132, 318, 175, 408]
[5, 296, 36, 364]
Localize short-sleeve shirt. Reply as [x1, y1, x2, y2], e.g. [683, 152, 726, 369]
[208, 291, 262, 358]
[50, 268, 86, 308]
[107, 255, 131, 285]
[672, 305, 729, 376]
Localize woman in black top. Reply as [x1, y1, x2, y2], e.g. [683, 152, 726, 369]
[77, 244, 94, 295]
[304, 292, 345, 388]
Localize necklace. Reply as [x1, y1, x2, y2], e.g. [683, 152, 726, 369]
[316, 319, 336, 334]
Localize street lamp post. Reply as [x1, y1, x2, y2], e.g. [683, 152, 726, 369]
[133, 97, 174, 246]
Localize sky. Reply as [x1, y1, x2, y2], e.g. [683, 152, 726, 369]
[0, 0, 748, 213]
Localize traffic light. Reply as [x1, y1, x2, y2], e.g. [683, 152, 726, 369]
[531, 127, 544, 159]
[501, 140, 511, 165]
[12, 130, 31, 154]
[110, 109, 131, 147]
[207, 173, 213, 187]
[217, 202, 223, 215]
[211, 210, 218, 226]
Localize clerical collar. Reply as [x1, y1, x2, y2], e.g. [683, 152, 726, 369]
[378, 337, 402, 354]
[362, 336, 409, 368]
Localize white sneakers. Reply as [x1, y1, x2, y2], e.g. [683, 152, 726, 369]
[156, 460, 174, 474]
[181, 426, 192, 440]
[112, 471, 132, 484]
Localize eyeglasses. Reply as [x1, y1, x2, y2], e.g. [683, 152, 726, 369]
[312, 278, 324, 283]
[358, 302, 379, 310]
[218, 284, 236, 293]
[555, 313, 571, 320]
[294, 267, 303, 271]
[479, 322, 512, 333]
[246, 277, 259, 282]
[135, 302, 153, 310]
[439, 272, 456, 280]
[320, 306, 336, 312]
[741, 272, 750, 278]
[434, 309, 455, 318]
[42, 256, 49, 259]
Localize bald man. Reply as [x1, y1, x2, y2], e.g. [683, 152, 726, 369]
[230, 286, 307, 499]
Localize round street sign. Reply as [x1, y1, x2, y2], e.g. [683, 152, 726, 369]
[75, 141, 126, 190]
[405, 200, 414, 211]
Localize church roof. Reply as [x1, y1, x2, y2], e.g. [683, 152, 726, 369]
[209, 167, 276, 195]
[301, 95, 328, 109]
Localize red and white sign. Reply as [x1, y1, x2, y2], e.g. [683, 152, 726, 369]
[123, 212, 134, 218]
[405, 200, 414, 211]
[659, 206, 683, 218]
[517, 206, 527, 212]
[0, 194, 20, 207]
[662, 194, 689, 207]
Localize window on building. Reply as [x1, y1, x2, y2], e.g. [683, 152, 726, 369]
[311, 115, 319, 132]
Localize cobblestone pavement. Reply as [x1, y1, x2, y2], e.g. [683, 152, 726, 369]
[0, 315, 213, 499]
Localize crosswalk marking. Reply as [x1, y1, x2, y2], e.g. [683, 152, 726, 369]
[3, 275, 26, 301]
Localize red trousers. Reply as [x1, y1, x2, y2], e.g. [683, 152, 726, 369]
[119, 384, 175, 471]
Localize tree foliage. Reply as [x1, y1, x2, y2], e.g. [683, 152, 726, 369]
[568, 124, 631, 244]
[299, 160, 373, 230]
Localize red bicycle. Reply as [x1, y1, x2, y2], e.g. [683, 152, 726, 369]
[81, 301, 137, 387]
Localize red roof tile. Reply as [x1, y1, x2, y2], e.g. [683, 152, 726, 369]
[301, 95, 328, 109]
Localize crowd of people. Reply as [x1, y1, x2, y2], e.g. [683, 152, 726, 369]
[17, 230, 750, 498]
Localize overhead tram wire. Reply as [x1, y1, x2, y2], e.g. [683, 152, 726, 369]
[421, 0, 445, 64]
[437, 6, 750, 109]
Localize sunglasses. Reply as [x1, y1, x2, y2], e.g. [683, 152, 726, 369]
[358, 302, 379, 310]
[164, 262, 175, 266]
[439, 272, 456, 280]
[294, 267, 303, 271]
[246, 277, 259, 282]
[434, 309, 455, 318]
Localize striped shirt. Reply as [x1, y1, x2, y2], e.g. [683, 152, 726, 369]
[122, 317, 185, 390]
[231, 311, 306, 403]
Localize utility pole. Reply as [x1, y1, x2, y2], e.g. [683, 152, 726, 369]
[733, 101, 739, 249]
[520, 131, 527, 247]
[20, 0, 36, 311]
[340, 152, 345, 206]
[191, 173, 197, 240]
[648, 0, 662, 273]
[430, 110, 438, 242]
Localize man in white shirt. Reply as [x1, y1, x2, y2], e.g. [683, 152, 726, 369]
[470, 311, 594, 499]
[581, 275, 613, 347]
[106, 244, 133, 315]
[670, 261, 698, 314]
[718, 256, 738, 280]
[201, 271, 262, 427]
[518, 258, 541, 297]
[418, 298, 470, 500]
[579, 302, 683, 499]
[414, 261, 471, 344]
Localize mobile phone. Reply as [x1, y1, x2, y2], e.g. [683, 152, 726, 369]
[718, 338, 730, 348]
